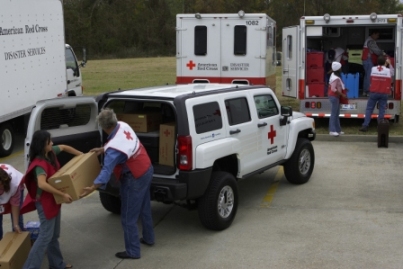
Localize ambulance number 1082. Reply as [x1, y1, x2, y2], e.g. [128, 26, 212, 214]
[246, 20, 259, 25]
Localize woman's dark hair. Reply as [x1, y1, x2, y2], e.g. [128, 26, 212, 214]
[0, 168, 11, 192]
[29, 130, 57, 168]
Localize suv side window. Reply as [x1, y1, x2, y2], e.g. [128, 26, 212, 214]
[254, 94, 279, 118]
[225, 97, 251, 125]
[193, 102, 222, 134]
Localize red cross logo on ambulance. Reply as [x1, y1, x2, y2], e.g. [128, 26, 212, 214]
[186, 60, 196, 70]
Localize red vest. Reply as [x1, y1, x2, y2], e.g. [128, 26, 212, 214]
[369, 65, 392, 94]
[23, 157, 61, 220]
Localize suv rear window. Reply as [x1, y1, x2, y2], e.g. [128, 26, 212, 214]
[193, 102, 222, 134]
[40, 105, 91, 130]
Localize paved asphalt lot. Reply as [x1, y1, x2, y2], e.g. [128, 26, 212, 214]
[1, 134, 403, 269]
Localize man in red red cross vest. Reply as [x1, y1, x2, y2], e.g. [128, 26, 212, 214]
[80, 108, 155, 259]
[359, 55, 394, 132]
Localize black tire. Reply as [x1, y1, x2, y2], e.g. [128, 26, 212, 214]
[99, 192, 121, 214]
[0, 123, 14, 157]
[198, 171, 238, 231]
[283, 138, 315, 185]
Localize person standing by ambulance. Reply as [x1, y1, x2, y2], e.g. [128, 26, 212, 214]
[362, 30, 384, 96]
[80, 108, 155, 260]
[328, 62, 348, 137]
[0, 164, 24, 239]
[359, 56, 394, 132]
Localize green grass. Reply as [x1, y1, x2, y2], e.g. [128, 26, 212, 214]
[81, 57, 402, 135]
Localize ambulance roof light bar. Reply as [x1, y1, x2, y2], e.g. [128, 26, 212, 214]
[323, 13, 330, 23]
[370, 12, 377, 22]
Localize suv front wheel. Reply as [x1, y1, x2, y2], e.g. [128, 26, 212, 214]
[283, 138, 315, 184]
[198, 171, 239, 231]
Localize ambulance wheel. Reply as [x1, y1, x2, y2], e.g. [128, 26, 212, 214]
[0, 123, 14, 157]
[283, 138, 315, 185]
[99, 192, 121, 214]
[198, 171, 238, 231]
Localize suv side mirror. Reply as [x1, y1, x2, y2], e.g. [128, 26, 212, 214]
[280, 106, 292, 126]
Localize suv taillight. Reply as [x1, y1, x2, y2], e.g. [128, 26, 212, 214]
[177, 135, 192, 171]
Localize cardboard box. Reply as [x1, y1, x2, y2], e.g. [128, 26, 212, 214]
[159, 123, 176, 166]
[116, 113, 162, 133]
[48, 152, 101, 204]
[0, 232, 31, 269]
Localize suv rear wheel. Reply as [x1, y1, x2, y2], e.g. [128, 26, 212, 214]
[99, 192, 121, 214]
[198, 171, 238, 231]
[283, 138, 315, 184]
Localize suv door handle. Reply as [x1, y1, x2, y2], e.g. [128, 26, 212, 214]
[229, 129, 241, 135]
[257, 122, 267, 128]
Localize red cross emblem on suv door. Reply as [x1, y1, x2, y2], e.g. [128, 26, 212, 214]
[268, 125, 276, 144]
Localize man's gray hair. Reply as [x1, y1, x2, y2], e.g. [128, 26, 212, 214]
[96, 108, 118, 130]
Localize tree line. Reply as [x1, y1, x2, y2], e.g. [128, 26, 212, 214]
[63, 0, 403, 59]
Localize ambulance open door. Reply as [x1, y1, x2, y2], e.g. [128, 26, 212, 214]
[282, 26, 299, 98]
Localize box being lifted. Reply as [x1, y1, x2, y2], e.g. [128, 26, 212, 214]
[0, 232, 31, 269]
[48, 152, 101, 204]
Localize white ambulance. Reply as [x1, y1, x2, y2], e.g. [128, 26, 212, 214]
[176, 11, 277, 90]
[282, 13, 401, 122]
[0, 0, 86, 157]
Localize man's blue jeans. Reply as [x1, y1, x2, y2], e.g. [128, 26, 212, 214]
[362, 92, 388, 127]
[120, 165, 155, 258]
[23, 202, 67, 269]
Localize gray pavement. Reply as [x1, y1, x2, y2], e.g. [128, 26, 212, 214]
[1, 135, 403, 268]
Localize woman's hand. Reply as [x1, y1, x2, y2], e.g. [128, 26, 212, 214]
[13, 224, 22, 234]
[62, 193, 73, 204]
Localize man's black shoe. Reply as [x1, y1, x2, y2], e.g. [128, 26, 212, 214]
[115, 251, 140, 259]
[359, 126, 368, 132]
[140, 238, 154, 246]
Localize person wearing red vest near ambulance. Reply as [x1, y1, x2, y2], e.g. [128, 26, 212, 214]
[80, 108, 154, 260]
[23, 130, 82, 269]
[0, 164, 24, 239]
[328, 62, 348, 137]
[362, 30, 384, 96]
[359, 56, 394, 132]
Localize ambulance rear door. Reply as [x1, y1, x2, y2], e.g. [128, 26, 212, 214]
[282, 26, 299, 98]
[220, 15, 266, 84]
[176, 15, 221, 83]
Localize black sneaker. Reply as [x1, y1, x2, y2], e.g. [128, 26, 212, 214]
[359, 126, 368, 132]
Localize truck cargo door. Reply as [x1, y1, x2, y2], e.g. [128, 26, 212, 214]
[282, 26, 299, 98]
[220, 17, 264, 84]
[176, 17, 221, 83]
[24, 97, 99, 169]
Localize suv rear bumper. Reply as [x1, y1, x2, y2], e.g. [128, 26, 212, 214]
[99, 167, 213, 203]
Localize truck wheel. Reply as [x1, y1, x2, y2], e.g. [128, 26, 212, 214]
[0, 123, 14, 157]
[198, 171, 238, 231]
[99, 192, 121, 214]
[283, 138, 315, 185]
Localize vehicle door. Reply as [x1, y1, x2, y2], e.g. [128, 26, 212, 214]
[65, 46, 83, 96]
[24, 96, 99, 169]
[250, 89, 288, 167]
[282, 26, 299, 98]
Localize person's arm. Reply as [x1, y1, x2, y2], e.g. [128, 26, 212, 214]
[90, 147, 104, 156]
[80, 149, 127, 197]
[37, 174, 73, 203]
[368, 40, 383, 56]
[58, 145, 83, 156]
[11, 205, 21, 233]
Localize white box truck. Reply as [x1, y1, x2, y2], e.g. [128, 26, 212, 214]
[0, 0, 86, 157]
[176, 11, 277, 90]
[282, 13, 401, 122]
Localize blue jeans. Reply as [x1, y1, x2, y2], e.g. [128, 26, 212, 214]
[362, 92, 388, 127]
[363, 58, 373, 94]
[329, 96, 341, 133]
[23, 202, 67, 269]
[0, 188, 25, 239]
[120, 165, 154, 258]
